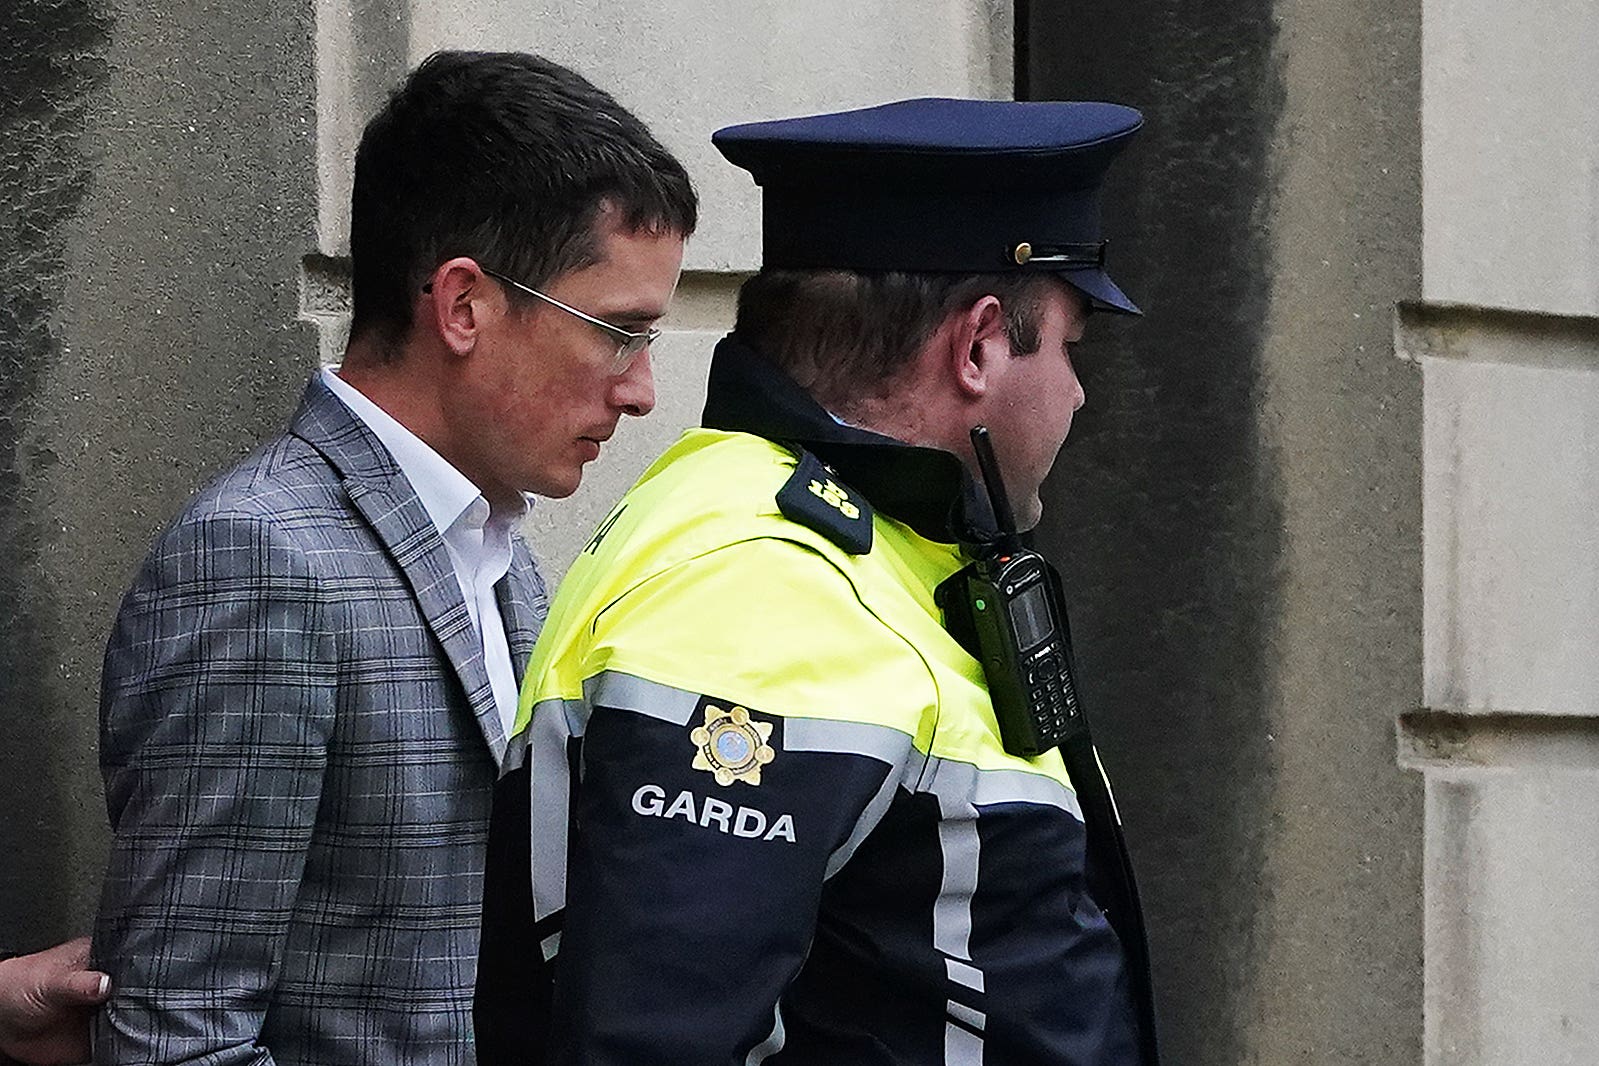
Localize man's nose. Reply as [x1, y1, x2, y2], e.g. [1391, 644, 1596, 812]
[613, 350, 656, 417]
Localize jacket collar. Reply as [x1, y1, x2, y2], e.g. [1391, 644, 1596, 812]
[287, 373, 527, 770]
[700, 334, 998, 546]
[287, 372, 401, 482]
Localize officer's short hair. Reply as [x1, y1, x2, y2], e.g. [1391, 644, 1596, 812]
[349, 50, 698, 356]
[734, 269, 1057, 411]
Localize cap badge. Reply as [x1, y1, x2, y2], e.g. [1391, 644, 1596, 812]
[691, 705, 776, 786]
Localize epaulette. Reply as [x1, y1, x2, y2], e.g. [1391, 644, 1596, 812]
[775, 450, 874, 554]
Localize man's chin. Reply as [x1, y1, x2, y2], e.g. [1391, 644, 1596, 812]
[520, 467, 584, 501]
[538, 480, 582, 501]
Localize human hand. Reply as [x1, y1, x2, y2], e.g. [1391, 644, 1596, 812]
[0, 939, 110, 1066]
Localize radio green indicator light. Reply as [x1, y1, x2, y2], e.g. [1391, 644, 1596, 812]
[975, 599, 987, 611]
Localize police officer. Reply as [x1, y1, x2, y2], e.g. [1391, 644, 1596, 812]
[479, 97, 1158, 1065]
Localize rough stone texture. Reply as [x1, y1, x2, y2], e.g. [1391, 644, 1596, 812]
[0, 0, 116, 946]
[1421, 349, 1599, 716]
[1414, 0, 1599, 1057]
[1407, 313, 1599, 1066]
[1407, 312, 1599, 1063]
[1027, 0, 1424, 1061]
[313, 0, 407, 253]
[0, 0, 319, 945]
[1409, 769, 1599, 1066]
[1423, 0, 1599, 317]
[316, 0, 1014, 271]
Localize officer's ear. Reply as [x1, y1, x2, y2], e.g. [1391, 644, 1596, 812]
[949, 295, 1010, 400]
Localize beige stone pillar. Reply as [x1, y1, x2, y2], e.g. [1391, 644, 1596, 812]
[1404, 0, 1599, 1060]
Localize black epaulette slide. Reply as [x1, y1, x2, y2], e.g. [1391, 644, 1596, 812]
[776, 450, 873, 554]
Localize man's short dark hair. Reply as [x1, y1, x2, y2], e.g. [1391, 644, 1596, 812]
[734, 270, 1057, 412]
[349, 50, 698, 355]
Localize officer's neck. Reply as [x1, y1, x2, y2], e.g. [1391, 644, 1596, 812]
[828, 378, 968, 461]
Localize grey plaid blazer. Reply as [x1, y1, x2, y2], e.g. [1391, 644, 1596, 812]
[94, 376, 547, 1065]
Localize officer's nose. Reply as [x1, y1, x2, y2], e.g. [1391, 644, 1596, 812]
[1068, 370, 1086, 413]
[612, 349, 656, 417]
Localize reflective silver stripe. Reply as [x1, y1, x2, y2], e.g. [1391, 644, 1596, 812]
[528, 697, 581, 924]
[933, 794, 979, 962]
[781, 716, 915, 881]
[917, 754, 1083, 822]
[945, 958, 985, 992]
[906, 746, 931, 790]
[783, 716, 910, 764]
[925, 758, 989, 1064]
[972, 765, 1081, 818]
[564, 695, 592, 738]
[502, 728, 529, 772]
[945, 1013, 985, 1065]
[745, 1000, 787, 1065]
[584, 669, 702, 725]
[825, 768, 900, 880]
[539, 930, 561, 962]
[947, 999, 987, 1033]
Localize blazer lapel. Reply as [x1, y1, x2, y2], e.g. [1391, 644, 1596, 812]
[288, 375, 510, 767]
[497, 535, 548, 688]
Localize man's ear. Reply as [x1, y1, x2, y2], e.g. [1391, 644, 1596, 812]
[423, 257, 493, 357]
[948, 295, 1010, 400]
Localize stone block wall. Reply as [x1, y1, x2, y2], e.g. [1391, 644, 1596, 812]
[1403, 0, 1599, 1045]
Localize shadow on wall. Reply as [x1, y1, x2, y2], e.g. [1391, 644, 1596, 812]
[0, 0, 115, 944]
[1024, 2, 1287, 1064]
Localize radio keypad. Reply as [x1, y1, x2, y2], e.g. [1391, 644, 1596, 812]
[1022, 641, 1080, 745]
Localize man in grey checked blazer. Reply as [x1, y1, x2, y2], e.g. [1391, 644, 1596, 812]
[93, 52, 696, 1065]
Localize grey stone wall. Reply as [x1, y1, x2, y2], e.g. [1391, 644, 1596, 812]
[1026, 0, 1425, 1061]
[1, 0, 116, 946]
[1, 0, 320, 946]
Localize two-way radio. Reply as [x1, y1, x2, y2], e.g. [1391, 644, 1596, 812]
[935, 428, 1158, 1059]
[935, 426, 1089, 757]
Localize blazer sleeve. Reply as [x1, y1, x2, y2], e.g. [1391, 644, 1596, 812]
[93, 509, 338, 1066]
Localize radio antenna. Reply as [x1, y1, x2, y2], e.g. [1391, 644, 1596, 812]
[970, 425, 1019, 540]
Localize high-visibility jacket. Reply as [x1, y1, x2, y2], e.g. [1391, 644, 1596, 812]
[485, 338, 1156, 1066]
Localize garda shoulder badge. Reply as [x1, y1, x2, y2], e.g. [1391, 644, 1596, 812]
[692, 704, 776, 786]
[776, 450, 873, 554]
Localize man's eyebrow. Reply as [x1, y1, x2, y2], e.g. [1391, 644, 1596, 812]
[607, 307, 670, 327]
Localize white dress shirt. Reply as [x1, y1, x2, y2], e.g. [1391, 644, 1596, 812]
[321, 368, 525, 737]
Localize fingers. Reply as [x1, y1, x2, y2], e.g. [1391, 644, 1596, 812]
[49, 940, 110, 1005]
[15, 939, 113, 1008]
[52, 969, 112, 1007]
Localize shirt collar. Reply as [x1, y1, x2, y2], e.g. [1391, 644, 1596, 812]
[699, 334, 998, 546]
[321, 368, 529, 533]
